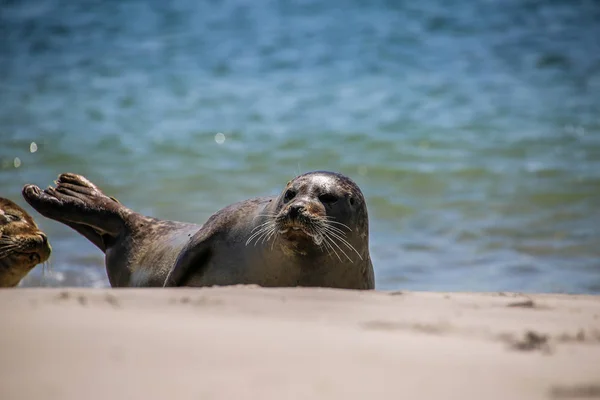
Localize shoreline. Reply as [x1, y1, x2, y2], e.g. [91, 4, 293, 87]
[2, 287, 600, 399]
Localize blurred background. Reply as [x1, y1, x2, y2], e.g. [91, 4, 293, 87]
[1, 0, 599, 292]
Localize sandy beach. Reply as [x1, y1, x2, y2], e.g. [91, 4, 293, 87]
[2, 287, 600, 400]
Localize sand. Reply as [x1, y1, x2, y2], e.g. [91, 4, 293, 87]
[2, 287, 600, 400]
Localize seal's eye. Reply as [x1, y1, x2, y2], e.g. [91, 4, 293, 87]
[319, 193, 338, 204]
[283, 190, 296, 203]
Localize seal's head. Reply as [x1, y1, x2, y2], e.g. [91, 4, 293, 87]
[0, 197, 51, 287]
[248, 171, 370, 262]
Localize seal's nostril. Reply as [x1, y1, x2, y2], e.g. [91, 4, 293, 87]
[289, 204, 304, 219]
[39, 233, 48, 245]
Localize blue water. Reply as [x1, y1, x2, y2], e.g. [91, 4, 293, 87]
[1, 0, 599, 292]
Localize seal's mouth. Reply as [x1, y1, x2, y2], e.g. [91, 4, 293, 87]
[277, 220, 324, 246]
[277, 218, 310, 234]
[274, 204, 325, 246]
[246, 207, 360, 262]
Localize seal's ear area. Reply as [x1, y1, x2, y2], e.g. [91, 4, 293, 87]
[163, 234, 213, 287]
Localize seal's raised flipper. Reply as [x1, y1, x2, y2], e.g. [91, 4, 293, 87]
[22, 173, 127, 252]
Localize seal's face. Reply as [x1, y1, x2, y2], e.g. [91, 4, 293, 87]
[0, 198, 51, 287]
[247, 171, 369, 262]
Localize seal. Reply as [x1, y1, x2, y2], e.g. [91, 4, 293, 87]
[0, 197, 51, 287]
[23, 171, 374, 289]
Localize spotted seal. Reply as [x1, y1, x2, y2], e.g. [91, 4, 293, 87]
[0, 197, 51, 287]
[23, 171, 374, 289]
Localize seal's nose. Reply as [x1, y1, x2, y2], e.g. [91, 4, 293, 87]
[288, 204, 305, 219]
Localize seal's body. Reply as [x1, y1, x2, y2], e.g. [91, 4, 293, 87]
[23, 171, 374, 289]
[0, 197, 51, 287]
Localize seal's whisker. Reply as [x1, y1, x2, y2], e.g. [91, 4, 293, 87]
[41, 259, 53, 285]
[246, 227, 267, 245]
[306, 219, 349, 244]
[265, 225, 278, 241]
[326, 229, 349, 241]
[0, 252, 16, 259]
[321, 233, 345, 262]
[303, 223, 323, 246]
[0, 245, 20, 258]
[303, 221, 352, 260]
[318, 237, 333, 259]
[323, 217, 353, 232]
[322, 241, 336, 260]
[266, 227, 280, 250]
[246, 223, 275, 246]
[262, 227, 278, 245]
[321, 226, 363, 260]
[250, 232, 266, 246]
[328, 232, 362, 260]
[320, 228, 355, 262]
[321, 223, 347, 236]
[43, 258, 53, 272]
[318, 233, 338, 261]
[250, 220, 275, 233]
[248, 222, 278, 247]
[251, 221, 271, 230]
